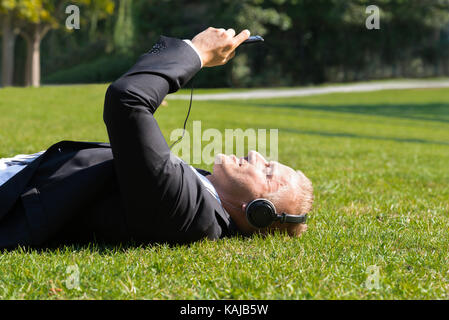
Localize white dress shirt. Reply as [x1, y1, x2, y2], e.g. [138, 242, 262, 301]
[0, 151, 44, 187]
[189, 164, 221, 204]
[183, 39, 203, 68]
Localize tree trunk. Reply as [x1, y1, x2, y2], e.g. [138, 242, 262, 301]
[25, 31, 41, 87]
[89, 11, 99, 41]
[1, 14, 17, 87]
[22, 24, 50, 87]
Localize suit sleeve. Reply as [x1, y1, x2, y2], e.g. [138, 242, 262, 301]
[103, 36, 216, 243]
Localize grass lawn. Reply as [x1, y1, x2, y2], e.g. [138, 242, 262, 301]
[0, 84, 448, 299]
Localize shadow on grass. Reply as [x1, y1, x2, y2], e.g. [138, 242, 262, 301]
[219, 100, 449, 146]
[232, 101, 449, 124]
[0, 241, 181, 255]
[1, 234, 255, 254]
[277, 127, 449, 146]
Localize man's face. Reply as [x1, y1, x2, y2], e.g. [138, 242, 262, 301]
[212, 150, 298, 210]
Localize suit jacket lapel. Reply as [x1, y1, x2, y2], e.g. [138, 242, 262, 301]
[194, 168, 211, 176]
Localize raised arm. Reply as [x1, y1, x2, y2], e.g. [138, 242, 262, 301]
[103, 29, 249, 243]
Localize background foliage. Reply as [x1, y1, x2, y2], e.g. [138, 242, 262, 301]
[2, 0, 449, 87]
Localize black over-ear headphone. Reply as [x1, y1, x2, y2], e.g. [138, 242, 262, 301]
[245, 198, 307, 229]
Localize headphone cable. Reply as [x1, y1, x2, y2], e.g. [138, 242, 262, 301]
[169, 79, 194, 150]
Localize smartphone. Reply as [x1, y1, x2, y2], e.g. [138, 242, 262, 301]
[241, 35, 264, 45]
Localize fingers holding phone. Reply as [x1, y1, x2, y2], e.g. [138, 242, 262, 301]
[191, 27, 250, 67]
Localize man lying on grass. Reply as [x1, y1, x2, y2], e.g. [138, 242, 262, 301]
[0, 27, 313, 249]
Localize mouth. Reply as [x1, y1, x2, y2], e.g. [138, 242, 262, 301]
[230, 155, 239, 165]
[226, 155, 245, 166]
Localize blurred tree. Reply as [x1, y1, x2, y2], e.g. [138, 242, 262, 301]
[1, 0, 20, 87]
[14, 0, 59, 87]
[257, 0, 449, 84]
[113, 0, 134, 54]
[132, 0, 292, 86]
[0, 0, 114, 87]
[77, 0, 115, 41]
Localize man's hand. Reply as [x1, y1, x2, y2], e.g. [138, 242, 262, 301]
[191, 27, 250, 67]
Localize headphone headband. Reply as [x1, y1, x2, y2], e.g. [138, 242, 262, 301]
[278, 212, 307, 224]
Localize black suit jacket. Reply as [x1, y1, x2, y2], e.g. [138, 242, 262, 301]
[0, 36, 238, 249]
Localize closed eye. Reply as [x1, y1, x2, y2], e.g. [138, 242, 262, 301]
[265, 162, 275, 177]
[268, 160, 282, 176]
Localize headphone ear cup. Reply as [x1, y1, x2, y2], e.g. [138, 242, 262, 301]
[246, 199, 276, 228]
